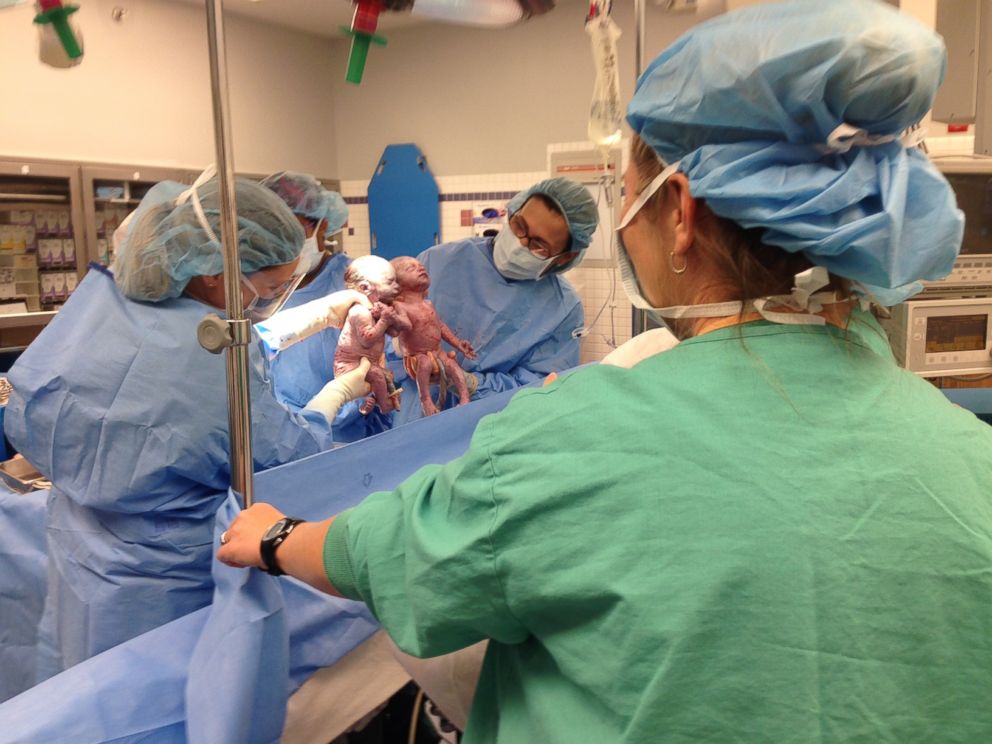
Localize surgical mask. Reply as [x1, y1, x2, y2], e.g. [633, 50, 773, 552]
[616, 161, 847, 332]
[492, 223, 553, 281]
[298, 220, 324, 276]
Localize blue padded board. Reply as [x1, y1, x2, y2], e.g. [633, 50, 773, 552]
[368, 143, 440, 260]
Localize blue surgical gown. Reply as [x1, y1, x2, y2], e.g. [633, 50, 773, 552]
[3, 266, 336, 675]
[266, 253, 389, 442]
[388, 237, 583, 428]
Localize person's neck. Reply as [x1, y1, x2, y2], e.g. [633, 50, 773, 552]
[395, 288, 426, 303]
[183, 277, 223, 311]
[691, 299, 856, 338]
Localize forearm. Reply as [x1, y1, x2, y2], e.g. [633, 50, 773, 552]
[219, 503, 348, 597]
[388, 305, 412, 333]
[439, 323, 460, 347]
[275, 519, 342, 596]
[255, 301, 328, 356]
[256, 291, 371, 356]
[357, 317, 390, 344]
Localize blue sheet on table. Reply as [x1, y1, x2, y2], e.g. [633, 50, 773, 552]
[0, 387, 520, 743]
[0, 486, 47, 702]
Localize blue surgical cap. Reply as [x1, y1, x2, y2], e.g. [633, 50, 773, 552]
[261, 171, 349, 233]
[627, 0, 963, 304]
[113, 178, 305, 302]
[508, 177, 599, 271]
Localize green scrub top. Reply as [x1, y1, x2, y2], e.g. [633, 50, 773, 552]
[324, 316, 992, 743]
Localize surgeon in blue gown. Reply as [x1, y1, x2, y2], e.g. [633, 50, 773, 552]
[3, 177, 366, 678]
[388, 177, 598, 427]
[259, 171, 388, 442]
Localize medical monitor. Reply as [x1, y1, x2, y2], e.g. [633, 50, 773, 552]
[882, 296, 992, 377]
[926, 157, 992, 291]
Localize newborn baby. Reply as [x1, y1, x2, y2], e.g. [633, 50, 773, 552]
[334, 255, 409, 415]
[391, 256, 477, 417]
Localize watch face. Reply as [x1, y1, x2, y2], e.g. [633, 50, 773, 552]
[263, 518, 288, 542]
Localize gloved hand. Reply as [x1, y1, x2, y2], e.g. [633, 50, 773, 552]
[465, 372, 479, 396]
[304, 357, 372, 422]
[256, 290, 372, 355]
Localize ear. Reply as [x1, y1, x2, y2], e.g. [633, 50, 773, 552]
[668, 174, 697, 258]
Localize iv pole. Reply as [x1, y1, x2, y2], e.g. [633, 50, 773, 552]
[203, 0, 256, 508]
[631, 0, 648, 337]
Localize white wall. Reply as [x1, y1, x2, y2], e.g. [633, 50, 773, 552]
[0, 0, 338, 176]
[327, 0, 711, 180]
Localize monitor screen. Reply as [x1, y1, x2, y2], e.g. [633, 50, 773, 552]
[944, 172, 992, 256]
[926, 313, 988, 353]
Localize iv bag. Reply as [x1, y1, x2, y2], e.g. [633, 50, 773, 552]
[586, 14, 622, 148]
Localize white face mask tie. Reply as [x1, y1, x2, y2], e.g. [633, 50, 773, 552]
[750, 267, 833, 326]
[819, 122, 927, 155]
[616, 162, 681, 231]
[654, 267, 839, 327]
[615, 162, 682, 328]
[175, 165, 221, 246]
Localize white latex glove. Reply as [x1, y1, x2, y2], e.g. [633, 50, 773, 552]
[304, 357, 372, 422]
[255, 290, 372, 354]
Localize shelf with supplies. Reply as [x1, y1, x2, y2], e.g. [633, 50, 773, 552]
[0, 159, 85, 338]
[0, 159, 191, 339]
[0, 160, 342, 344]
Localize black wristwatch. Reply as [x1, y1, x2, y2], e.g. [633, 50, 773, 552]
[260, 517, 306, 576]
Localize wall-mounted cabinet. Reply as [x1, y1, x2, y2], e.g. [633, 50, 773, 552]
[0, 159, 86, 343]
[0, 159, 341, 352]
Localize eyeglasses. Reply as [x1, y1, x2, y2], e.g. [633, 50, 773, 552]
[241, 271, 303, 321]
[508, 214, 566, 260]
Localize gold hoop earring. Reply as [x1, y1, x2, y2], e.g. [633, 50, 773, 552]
[670, 251, 687, 275]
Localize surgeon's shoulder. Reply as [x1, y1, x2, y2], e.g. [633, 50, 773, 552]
[467, 364, 642, 460]
[555, 274, 583, 307]
[418, 237, 483, 262]
[493, 362, 636, 420]
[541, 267, 581, 304]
